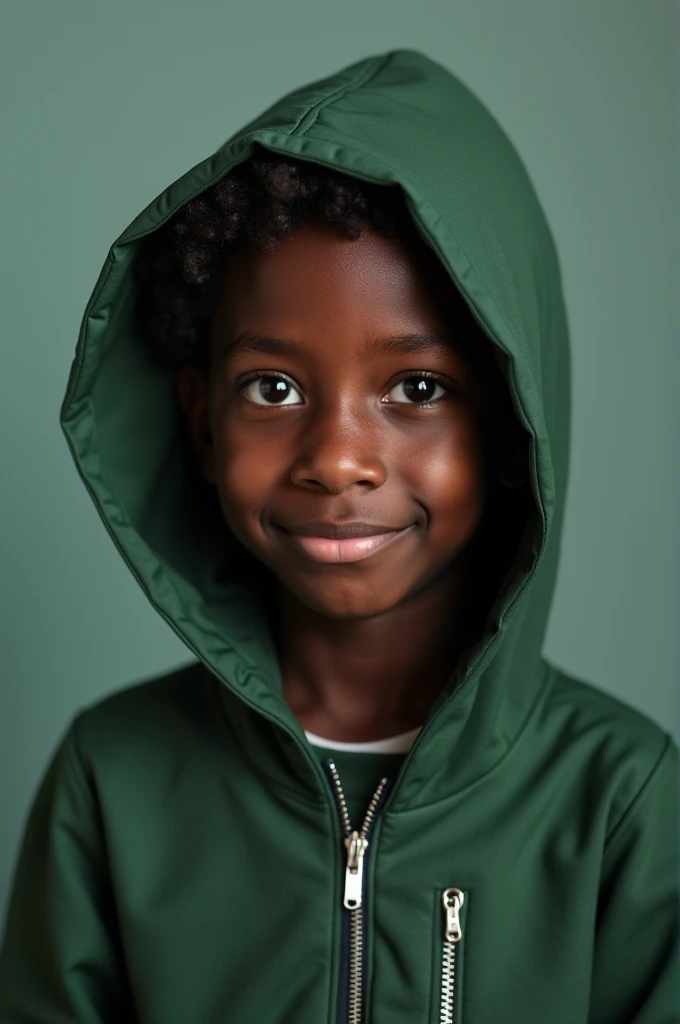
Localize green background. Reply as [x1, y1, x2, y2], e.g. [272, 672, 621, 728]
[1, 1, 677, 923]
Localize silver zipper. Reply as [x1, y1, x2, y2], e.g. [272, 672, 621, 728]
[440, 888, 464, 1024]
[326, 759, 389, 1024]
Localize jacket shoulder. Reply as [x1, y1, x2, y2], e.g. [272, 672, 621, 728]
[548, 660, 671, 743]
[545, 659, 677, 847]
[71, 660, 222, 769]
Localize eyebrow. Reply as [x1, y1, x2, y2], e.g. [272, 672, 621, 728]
[223, 330, 459, 360]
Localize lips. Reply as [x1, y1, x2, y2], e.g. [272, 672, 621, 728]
[279, 521, 410, 540]
[273, 522, 416, 564]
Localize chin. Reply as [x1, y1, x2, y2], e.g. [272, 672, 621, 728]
[289, 578, 403, 621]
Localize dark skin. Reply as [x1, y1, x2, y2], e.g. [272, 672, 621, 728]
[177, 219, 527, 742]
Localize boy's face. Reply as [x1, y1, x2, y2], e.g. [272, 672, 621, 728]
[177, 218, 507, 621]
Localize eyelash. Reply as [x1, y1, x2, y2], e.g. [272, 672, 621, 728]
[233, 371, 455, 410]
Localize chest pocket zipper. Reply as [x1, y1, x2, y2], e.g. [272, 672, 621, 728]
[439, 888, 465, 1023]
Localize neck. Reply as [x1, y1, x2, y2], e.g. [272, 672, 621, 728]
[274, 560, 474, 744]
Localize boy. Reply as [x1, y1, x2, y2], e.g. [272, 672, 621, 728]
[0, 47, 677, 1024]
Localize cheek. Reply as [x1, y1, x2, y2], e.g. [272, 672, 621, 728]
[211, 425, 275, 537]
[416, 420, 488, 542]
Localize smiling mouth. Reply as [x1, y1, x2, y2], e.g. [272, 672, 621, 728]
[273, 524, 416, 564]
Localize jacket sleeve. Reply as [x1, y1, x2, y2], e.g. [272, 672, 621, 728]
[0, 716, 137, 1023]
[589, 732, 680, 1024]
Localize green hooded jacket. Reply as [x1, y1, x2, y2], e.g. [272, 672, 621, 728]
[0, 47, 678, 1024]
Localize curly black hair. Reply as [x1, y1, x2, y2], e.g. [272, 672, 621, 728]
[133, 147, 485, 373]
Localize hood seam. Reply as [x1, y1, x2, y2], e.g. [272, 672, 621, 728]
[290, 50, 394, 137]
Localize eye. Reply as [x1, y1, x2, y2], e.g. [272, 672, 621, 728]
[236, 373, 303, 406]
[234, 370, 453, 408]
[383, 373, 450, 407]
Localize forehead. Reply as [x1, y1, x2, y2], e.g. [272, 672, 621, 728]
[211, 219, 459, 335]
[206, 219, 503, 415]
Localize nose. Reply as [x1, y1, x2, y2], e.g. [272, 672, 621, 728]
[288, 398, 387, 494]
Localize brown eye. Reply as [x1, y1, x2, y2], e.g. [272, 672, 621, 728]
[384, 374, 449, 406]
[237, 374, 303, 406]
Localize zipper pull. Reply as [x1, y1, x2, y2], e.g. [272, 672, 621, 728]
[442, 887, 464, 942]
[343, 830, 368, 909]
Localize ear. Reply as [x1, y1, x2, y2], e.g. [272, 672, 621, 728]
[176, 365, 216, 483]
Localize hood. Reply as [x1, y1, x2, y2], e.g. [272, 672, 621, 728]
[61, 48, 570, 810]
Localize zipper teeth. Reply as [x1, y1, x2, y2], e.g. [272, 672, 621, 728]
[440, 941, 456, 1024]
[348, 908, 363, 1024]
[359, 777, 389, 837]
[349, 777, 388, 1024]
[326, 759, 352, 836]
[326, 760, 390, 1024]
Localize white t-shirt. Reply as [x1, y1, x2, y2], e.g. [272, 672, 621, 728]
[304, 726, 422, 754]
